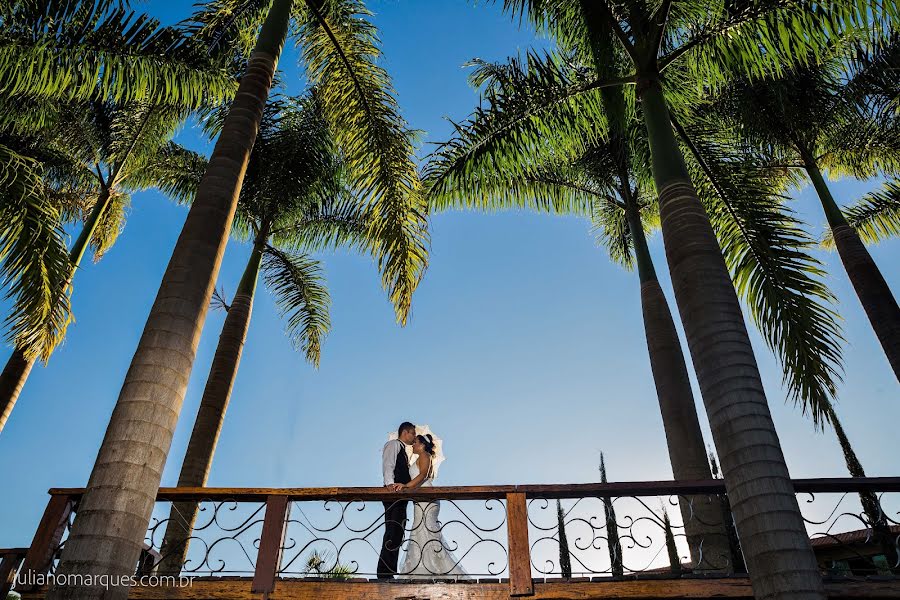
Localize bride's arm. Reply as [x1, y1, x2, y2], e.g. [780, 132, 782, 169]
[404, 454, 431, 489]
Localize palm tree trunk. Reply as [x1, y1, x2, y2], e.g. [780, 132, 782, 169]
[801, 153, 900, 383]
[825, 406, 897, 571]
[0, 348, 34, 430]
[626, 201, 731, 571]
[46, 2, 292, 598]
[156, 241, 264, 576]
[639, 80, 824, 600]
[0, 187, 113, 434]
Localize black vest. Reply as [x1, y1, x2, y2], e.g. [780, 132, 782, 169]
[393, 442, 411, 484]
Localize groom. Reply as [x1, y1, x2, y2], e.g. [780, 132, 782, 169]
[377, 421, 416, 579]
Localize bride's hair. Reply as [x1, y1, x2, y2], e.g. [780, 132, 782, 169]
[417, 434, 436, 456]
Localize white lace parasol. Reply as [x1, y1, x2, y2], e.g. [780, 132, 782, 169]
[387, 424, 445, 478]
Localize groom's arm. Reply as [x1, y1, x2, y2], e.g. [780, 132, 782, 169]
[382, 441, 398, 486]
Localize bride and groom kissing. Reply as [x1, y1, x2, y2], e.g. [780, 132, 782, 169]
[377, 422, 468, 580]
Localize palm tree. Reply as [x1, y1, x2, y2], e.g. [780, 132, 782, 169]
[0, 1, 234, 434]
[444, 2, 890, 597]
[47, 2, 427, 597]
[155, 93, 380, 575]
[428, 50, 847, 570]
[0, 101, 207, 433]
[700, 46, 900, 383]
[428, 53, 732, 570]
[673, 110, 898, 569]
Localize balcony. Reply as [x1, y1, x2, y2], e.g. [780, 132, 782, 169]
[3, 478, 899, 599]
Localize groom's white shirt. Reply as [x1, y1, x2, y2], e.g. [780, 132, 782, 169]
[382, 439, 406, 486]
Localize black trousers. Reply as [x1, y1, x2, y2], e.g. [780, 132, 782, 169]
[377, 499, 409, 578]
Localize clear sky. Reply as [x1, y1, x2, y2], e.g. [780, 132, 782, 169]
[2, 0, 898, 554]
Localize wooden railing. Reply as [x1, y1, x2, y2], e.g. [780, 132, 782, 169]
[7, 477, 900, 599]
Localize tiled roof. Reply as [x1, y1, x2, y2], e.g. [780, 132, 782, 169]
[809, 525, 900, 548]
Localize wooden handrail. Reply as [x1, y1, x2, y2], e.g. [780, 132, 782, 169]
[44, 477, 900, 502]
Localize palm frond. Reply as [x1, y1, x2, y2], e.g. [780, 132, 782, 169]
[819, 110, 900, 179]
[274, 194, 373, 253]
[425, 51, 613, 209]
[0, 143, 72, 361]
[0, 94, 66, 136]
[244, 93, 347, 221]
[262, 246, 331, 367]
[0, 2, 236, 107]
[296, 0, 429, 325]
[182, 0, 272, 63]
[661, 0, 890, 89]
[106, 104, 184, 174]
[844, 31, 900, 117]
[119, 141, 207, 205]
[428, 154, 600, 216]
[823, 178, 900, 247]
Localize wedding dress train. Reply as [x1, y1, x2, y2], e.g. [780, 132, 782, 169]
[398, 460, 468, 579]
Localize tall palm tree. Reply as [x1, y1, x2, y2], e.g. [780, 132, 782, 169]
[155, 93, 378, 575]
[429, 50, 853, 569]
[428, 53, 734, 570]
[445, 2, 891, 597]
[701, 47, 900, 383]
[47, 1, 428, 597]
[0, 101, 207, 433]
[0, 1, 234, 433]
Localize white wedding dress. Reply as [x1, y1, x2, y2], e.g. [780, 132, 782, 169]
[398, 459, 468, 579]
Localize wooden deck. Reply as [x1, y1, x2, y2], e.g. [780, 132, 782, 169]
[15, 576, 900, 599]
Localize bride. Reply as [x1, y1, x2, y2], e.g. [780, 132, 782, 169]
[398, 434, 468, 579]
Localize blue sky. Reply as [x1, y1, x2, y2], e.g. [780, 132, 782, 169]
[2, 0, 898, 551]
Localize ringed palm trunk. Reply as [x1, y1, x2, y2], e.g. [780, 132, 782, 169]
[156, 241, 264, 576]
[640, 80, 825, 600]
[47, 2, 292, 598]
[0, 187, 114, 434]
[626, 200, 732, 572]
[801, 152, 900, 384]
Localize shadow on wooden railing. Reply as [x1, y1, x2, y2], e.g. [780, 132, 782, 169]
[5, 477, 900, 599]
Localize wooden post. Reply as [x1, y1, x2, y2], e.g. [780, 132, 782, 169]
[251, 495, 290, 597]
[0, 548, 28, 598]
[18, 494, 75, 591]
[506, 492, 533, 596]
